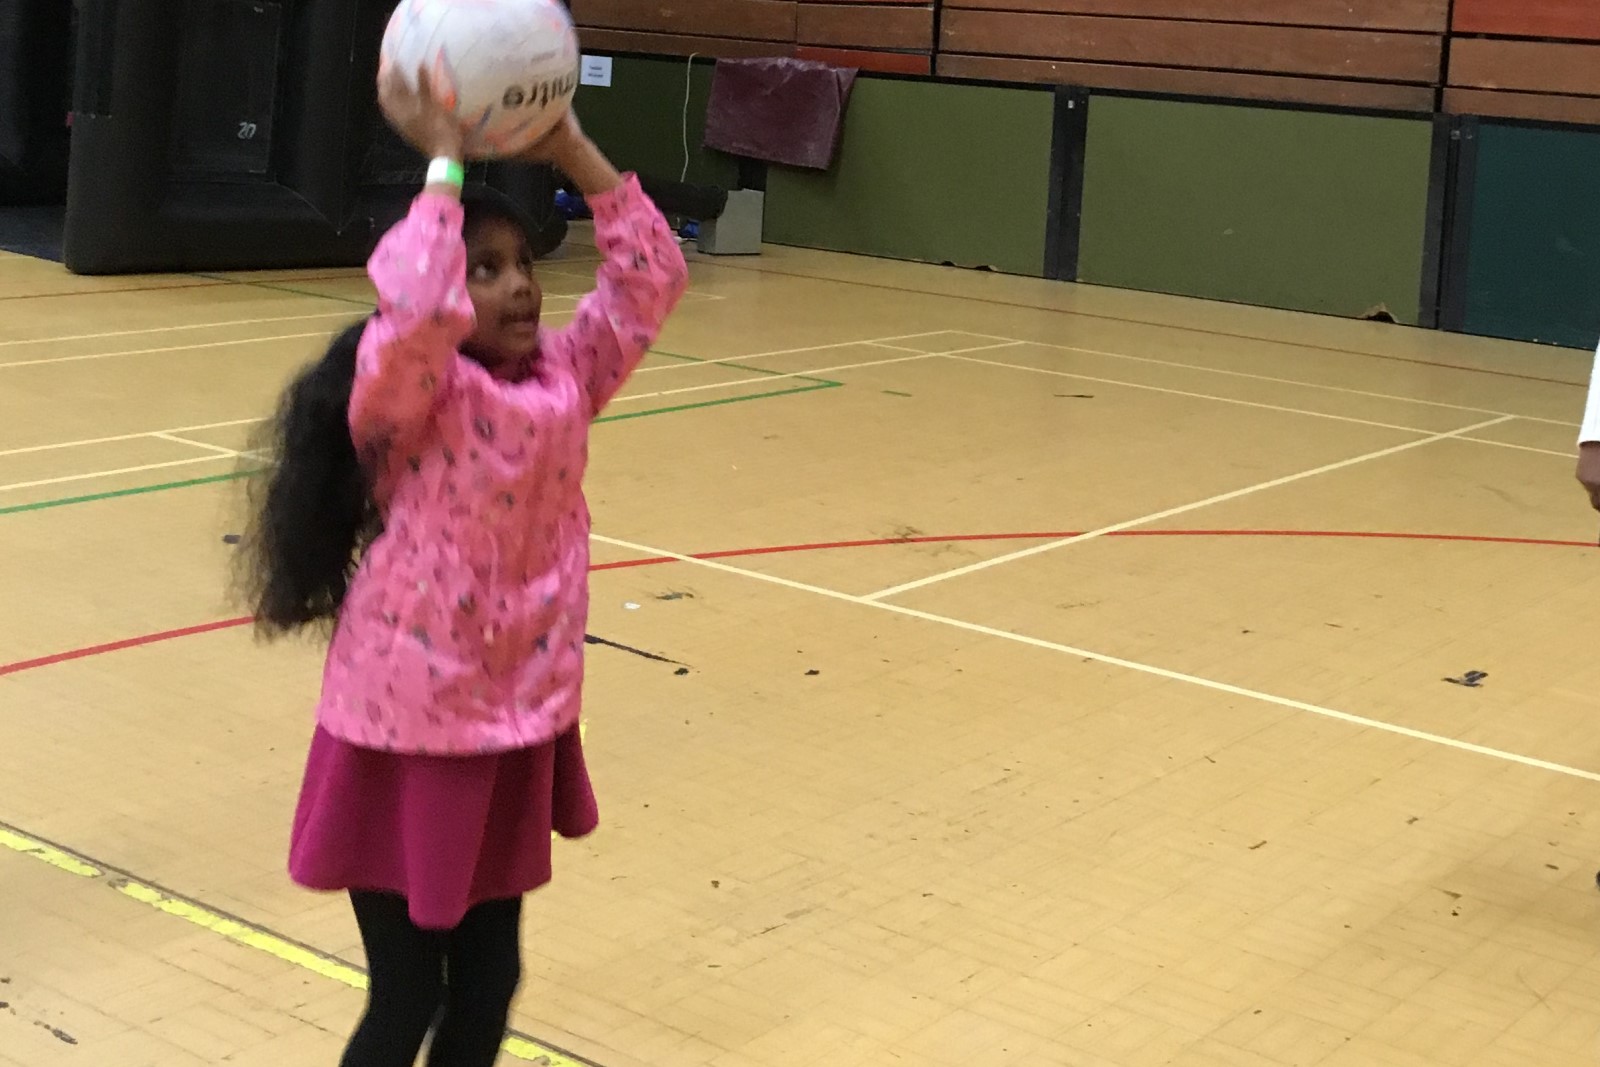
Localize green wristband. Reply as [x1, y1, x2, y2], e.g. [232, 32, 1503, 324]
[426, 157, 465, 188]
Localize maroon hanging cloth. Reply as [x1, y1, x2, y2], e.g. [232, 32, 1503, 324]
[702, 57, 856, 171]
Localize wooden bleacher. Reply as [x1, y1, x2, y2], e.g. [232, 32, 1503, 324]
[570, 0, 1600, 124]
[1446, 0, 1600, 125]
[569, 0, 935, 74]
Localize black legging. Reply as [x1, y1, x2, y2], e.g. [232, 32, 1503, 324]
[341, 891, 523, 1067]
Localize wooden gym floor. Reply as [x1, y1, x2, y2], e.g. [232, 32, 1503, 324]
[2, 230, 1599, 1067]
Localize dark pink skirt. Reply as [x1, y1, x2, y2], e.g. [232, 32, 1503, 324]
[288, 724, 598, 931]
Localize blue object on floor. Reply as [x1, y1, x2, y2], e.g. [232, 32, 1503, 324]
[0, 205, 66, 261]
[555, 189, 591, 220]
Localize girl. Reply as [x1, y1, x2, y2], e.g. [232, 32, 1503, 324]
[241, 66, 687, 1067]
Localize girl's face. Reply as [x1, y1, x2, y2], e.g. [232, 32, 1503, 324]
[461, 215, 543, 369]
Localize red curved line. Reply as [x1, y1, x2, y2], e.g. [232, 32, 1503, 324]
[0, 617, 254, 677]
[3, 526, 1592, 678]
[588, 526, 1599, 572]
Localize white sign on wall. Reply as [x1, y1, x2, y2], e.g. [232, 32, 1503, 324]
[580, 55, 613, 87]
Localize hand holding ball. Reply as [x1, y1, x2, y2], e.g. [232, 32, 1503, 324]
[379, 0, 580, 160]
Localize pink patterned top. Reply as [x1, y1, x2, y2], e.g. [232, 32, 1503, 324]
[315, 175, 687, 755]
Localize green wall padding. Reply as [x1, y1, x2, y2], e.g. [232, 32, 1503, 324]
[574, 56, 737, 189]
[762, 79, 1054, 277]
[1078, 96, 1433, 324]
[1461, 123, 1600, 349]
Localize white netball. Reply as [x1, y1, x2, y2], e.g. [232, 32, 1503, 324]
[379, 0, 580, 159]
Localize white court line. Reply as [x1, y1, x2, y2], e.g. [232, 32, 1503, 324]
[868, 341, 940, 354]
[953, 351, 1578, 459]
[1457, 436, 1573, 459]
[617, 344, 1018, 403]
[534, 266, 609, 283]
[153, 433, 240, 457]
[0, 337, 969, 474]
[0, 311, 587, 373]
[540, 274, 727, 303]
[863, 414, 1515, 601]
[592, 531, 1600, 784]
[0, 324, 950, 379]
[0, 311, 358, 348]
[633, 332, 965, 375]
[0, 455, 231, 494]
[618, 353, 936, 403]
[947, 353, 1460, 435]
[0, 418, 263, 460]
[0, 332, 334, 371]
[955, 331, 1582, 429]
[0, 336, 959, 457]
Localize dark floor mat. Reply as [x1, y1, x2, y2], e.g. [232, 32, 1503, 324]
[0, 205, 67, 262]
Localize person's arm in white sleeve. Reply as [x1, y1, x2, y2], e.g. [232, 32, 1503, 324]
[1576, 341, 1600, 511]
[1582, 342, 1600, 444]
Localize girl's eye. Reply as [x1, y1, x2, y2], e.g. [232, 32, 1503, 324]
[470, 263, 494, 281]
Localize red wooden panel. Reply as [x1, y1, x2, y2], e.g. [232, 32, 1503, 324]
[941, 0, 1447, 34]
[796, 3, 932, 50]
[577, 28, 791, 57]
[1449, 38, 1600, 97]
[940, 13, 1442, 83]
[1444, 86, 1600, 124]
[571, 0, 796, 41]
[938, 53, 1435, 110]
[794, 45, 931, 73]
[1452, 0, 1600, 43]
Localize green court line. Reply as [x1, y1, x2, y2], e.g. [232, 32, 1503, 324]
[3, 379, 843, 518]
[0, 471, 255, 517]
[650, 348, 839, 387]
[596, 379, 840, 424]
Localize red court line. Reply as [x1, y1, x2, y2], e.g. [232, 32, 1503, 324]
[588, 527, 1599, 573]
[4, 527, 1592, 680]
[0, 618, 255, 677]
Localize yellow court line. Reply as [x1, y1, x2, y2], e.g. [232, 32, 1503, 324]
[0, 827, 102, 877]
[116, 882, 368, 990]
[0, 822, 596, 1066]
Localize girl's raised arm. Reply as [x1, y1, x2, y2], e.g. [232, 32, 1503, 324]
[350, 63, 477, 452]
[529, 119, 688, 418]
[349, 196, 475, 450]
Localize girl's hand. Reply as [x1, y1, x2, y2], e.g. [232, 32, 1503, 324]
[515, 111, 587, 168]
[378, 61, 464, 160]
[517, 111, 623, 196]
[1577, 443, 1600, 512]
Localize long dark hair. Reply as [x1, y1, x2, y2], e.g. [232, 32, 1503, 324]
[239, 186, 541, 638]
[239, 318, 380, 637]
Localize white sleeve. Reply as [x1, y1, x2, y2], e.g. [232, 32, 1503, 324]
[1584, 342, 1600, 444]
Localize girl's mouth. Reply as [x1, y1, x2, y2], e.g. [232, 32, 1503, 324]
[503, 309, 540, 336]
